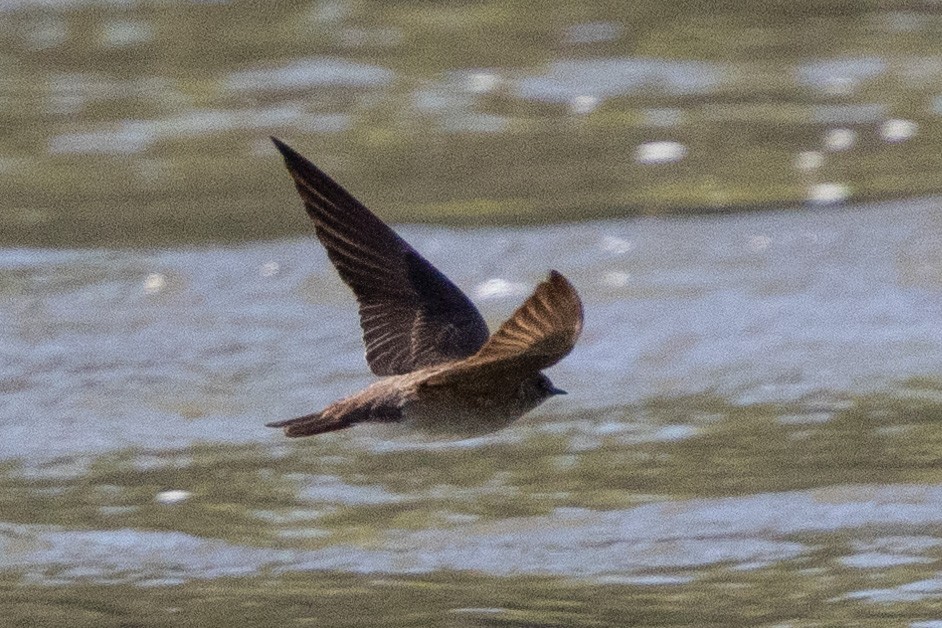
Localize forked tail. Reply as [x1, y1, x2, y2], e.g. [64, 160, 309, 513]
[265, 412, 353, 437]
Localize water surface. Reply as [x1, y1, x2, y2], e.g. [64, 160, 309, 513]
[5, 0, 942, 245]
[5, 0, 942, 623]
[3, 198, 942, 624]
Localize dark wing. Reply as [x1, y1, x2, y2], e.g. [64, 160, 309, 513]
[271, 137, 489, 375]
[422, 271, 583, 390]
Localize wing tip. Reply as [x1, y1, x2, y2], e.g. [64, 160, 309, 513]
[270, 136, 305, 168]
[545, 269, 584, 328]
[547, 269, 565, 287]
[546, 269, 577, 296]
[270, 138, 351, 199]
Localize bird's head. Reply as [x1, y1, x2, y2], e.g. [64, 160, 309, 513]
[520, 373, 567, 406]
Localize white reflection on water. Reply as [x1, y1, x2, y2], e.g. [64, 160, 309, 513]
[634, 141, 687, 165]
[794, 150, 824, 171]
[796, 56, 886, 94]
[49, 122, 157, 155]
[100, 20, 153, 48]
[823, 128, 856, 152]
[48, 108, 350, 155]
[515, 58, 722, 103]
[569, 94, 599, 115]
[154, 489, 191, 505]
[599, 235, 634, 254]
[142, 273, 165, 294]
[465, 72, 500, 94]
[807, 182, 850, 205]
[473, 277, 530, 300]
[258, 261, 280, 277]
[603, 270, 630, 287]
[881, 118, 918, 143]
[224, 56, 393, 93]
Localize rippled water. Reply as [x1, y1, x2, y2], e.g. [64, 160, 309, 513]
[6, 0, 942, 247]
[3, 198, 942, 624]
[5, 0, 942, 623]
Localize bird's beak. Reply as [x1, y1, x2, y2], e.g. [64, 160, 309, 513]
[550, 386, 567, 396]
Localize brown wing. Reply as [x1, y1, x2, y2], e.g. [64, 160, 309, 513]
[271, 138, 490, 376]
[422, 271, 583, 390]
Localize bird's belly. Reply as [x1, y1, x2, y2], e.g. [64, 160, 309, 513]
[399, 396, 526, 438]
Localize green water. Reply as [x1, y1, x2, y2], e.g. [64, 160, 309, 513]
[3, 390, 942, 625]
[3, 202, 942, 624]
[5, 0, 942, 625]
[4, 568, 940, 626]
[4, 0, 942, 245]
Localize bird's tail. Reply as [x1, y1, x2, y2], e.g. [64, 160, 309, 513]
[265, 412, 353, 437]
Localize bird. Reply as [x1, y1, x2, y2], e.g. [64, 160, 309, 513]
[265, 138, 583, 438]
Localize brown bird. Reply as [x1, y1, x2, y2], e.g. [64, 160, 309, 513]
[265, 138, 583, 438]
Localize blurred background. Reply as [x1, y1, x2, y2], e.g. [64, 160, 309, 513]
[3, 1, 942, 625]
[5, 0, 942, 245]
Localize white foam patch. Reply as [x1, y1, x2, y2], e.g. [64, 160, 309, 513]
[634, 141, 687, 165]
[473, 278, 530, 300]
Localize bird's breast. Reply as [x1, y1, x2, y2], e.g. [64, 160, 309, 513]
[398, 391, 533, 438]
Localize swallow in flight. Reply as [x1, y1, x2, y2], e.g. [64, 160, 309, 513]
[266, 138, 583, 438]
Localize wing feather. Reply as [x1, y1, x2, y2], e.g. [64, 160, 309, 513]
[272, 138, 490, 375]
[422, 271, 583, 390]
[470, 271, 583, 367]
